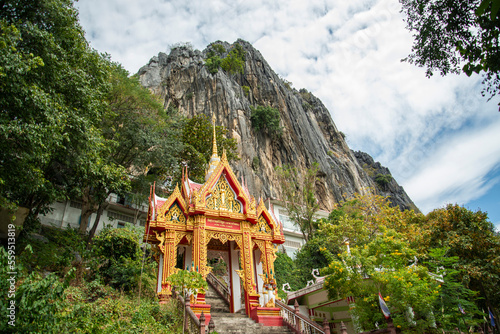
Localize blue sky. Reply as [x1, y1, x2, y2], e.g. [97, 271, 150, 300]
[76, 0, 500, 230]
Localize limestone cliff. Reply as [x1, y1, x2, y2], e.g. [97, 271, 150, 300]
[137, 40, 416, 212]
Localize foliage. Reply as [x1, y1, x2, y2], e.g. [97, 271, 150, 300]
[205, 54, 222, 74]
[250, 105, 283, 138]
[275, 163, 320, 241]
[166, 269, 208, 297]
[242, 85, 250, 97]
[323, 227, 440, 332]
[425, 248, 482, 331]
[274, 251, 301, 298]
[204, 43, 227, 75]
[374, 173, 392, 190]
[400, 0, 500, 108]
[221, 43, 246, 75]
[92, 224, 157, 294]
[0, 245, 74, 333]
[252, 156, 260, 171]
[293, 236, 334, 288]
[320, 193, 425, 252]
[18, 225, 86, 273]
[81, 63, 183, 236]
[179, 114, 238, 183]
[423, 204, 500, 318]
[0, 0, 113, 213]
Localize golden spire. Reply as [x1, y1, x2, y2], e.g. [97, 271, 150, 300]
[212, 113, 217, 157]
[206, 112, 220, 181]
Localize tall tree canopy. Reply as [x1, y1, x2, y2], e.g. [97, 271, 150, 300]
[400, 0, 500, 108]
[0, 0, 114, 214]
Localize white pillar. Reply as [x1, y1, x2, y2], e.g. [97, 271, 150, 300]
[230, 241, 242, 313]
[157, 253, 164, 293]
[184, 245, 192, 270]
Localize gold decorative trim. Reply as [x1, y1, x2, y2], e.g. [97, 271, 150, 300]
[206, 175, 242, 213]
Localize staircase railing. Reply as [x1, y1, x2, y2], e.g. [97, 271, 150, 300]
[173, 288, 211, 334]
[276, 299, 326, 334]
[207, 272, 231, 305]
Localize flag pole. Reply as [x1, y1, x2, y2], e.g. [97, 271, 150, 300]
[458, 304, 468, 333]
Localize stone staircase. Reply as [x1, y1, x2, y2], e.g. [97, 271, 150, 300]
[206, 283, 293, 334]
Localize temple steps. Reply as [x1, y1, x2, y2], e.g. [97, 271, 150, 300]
[206, 284, 293, 334]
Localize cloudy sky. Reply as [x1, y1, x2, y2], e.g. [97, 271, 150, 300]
[76, 0, 500, 229]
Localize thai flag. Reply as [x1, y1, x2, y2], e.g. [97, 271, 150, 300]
[489, 308, 496, 327]
[378, 292, 390, 319]
[459, 304, 466, 315]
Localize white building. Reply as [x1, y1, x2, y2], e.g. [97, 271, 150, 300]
[266, 198, 329, 259]
[39, 193, 148, 231]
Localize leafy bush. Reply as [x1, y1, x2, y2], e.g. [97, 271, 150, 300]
[374, 173, 392, 190]
[250, 105, 282, 138]
[0, 246, 73, 333]
[91, 224, 157, 294]
[274, 251, 301, 298]
[252, 156, 260, 171]
[221, 50, 245, 75]
[205, 55, 222, 74]
[18, 225, 85, 274]
[242, 85, 250, 97]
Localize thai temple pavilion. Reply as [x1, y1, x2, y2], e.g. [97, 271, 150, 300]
[143, 115, 285, 326]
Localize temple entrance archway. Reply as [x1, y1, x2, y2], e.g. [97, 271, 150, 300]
[144, 116, 285, 326]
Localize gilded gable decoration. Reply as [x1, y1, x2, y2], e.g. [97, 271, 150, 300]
[165, 203, 187, 225]
[252, 215, 272, 235]
[206, 175, 242, 213]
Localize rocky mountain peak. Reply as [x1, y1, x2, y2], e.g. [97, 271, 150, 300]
[138, 40, 416, 212]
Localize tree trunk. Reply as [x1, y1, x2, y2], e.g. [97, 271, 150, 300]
[79, 186, 96, 234]
[87, 202, 106, 245]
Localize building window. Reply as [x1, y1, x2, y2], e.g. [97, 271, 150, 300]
[107, 211, 135, 224]
[117, 222, 126, 228]
[70, 201, 82, 209]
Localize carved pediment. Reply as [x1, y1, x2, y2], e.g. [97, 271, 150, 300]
[164, 203, 187, 225]
[206, 175, 242, 213]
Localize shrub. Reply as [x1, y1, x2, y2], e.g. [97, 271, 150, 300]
[91, 224, 157, 293]
[250, 105, 282, 137]
[252, 156, 260, 171]
[242, 85, 250, 97]
[375, 173, 392, 190]
[205, 55, 222, 74]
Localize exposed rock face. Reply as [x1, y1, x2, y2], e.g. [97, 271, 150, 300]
[352, 151, 417, 211]
[137, 40, 416, 212]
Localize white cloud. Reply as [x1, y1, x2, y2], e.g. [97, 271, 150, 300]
[76, 0, 500, 218]
[403, 119, 500, 212]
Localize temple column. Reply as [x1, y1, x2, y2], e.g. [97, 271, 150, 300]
[240, 223, 259, 314]
[191, 215, 211, 324]
[157, 230, 176, 303]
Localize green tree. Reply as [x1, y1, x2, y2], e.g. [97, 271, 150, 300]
[323, 227, 440, 333]
[81, 64, 183, 239]
[221, 44, 246, 75]
[274, 251, 302, 298]
[250, 105, 283, 138]
[179, 114, 238, 183]
[0, 0, 113, 217]
[425, 248, 482, 331]
[424, 204, 500, 324]
[400, 0, 500, 108]
[275, 162, 320, 242]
